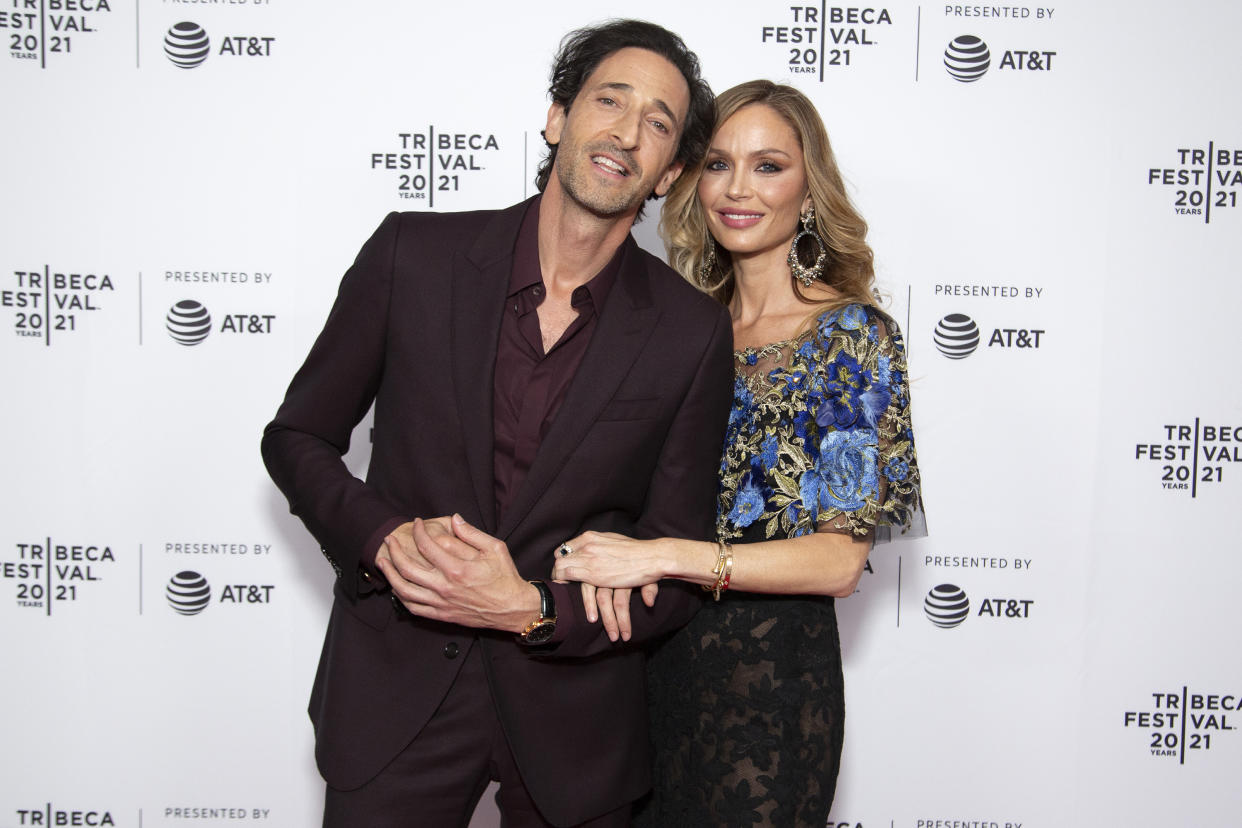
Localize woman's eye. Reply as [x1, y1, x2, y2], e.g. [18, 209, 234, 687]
[758, 161, 783, 173]
[705, 159, 729, 171]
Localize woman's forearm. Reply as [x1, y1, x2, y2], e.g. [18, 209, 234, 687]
[665, 532, 871, 598]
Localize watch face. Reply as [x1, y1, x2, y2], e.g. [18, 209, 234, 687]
[522, 621, 556, 645]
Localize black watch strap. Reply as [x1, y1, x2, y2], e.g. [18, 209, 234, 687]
[519, 579, 557, 645]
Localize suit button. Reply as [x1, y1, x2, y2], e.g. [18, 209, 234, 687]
[359, 566, 373, 583]
[443, 642, 460, 659]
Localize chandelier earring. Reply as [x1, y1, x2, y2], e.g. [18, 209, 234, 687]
[787, 203, 828, 288]
[697, 237, 718, 287]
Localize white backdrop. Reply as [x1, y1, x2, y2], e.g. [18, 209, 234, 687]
[3, 1, 1240, 826]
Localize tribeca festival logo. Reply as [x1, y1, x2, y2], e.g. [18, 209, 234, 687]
[1133, 419, 1238, 497]
[161, 20, 273, 69]
[1146, 143, 1241, 223]
[15, 804, 116, 826]
[932, 312, 1045, 359]
[5, 0, 114, 68]
[759, 4, 894, 79]
[369, 128, 502, 205]
[1, 539, 118, 615]
[3, 266, 115, 343]
[1124, 687, 1239, 764]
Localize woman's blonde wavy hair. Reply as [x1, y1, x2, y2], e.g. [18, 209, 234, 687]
[660, 80, 877, 313]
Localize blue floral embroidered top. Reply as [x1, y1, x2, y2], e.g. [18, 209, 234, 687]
[717, 303, 924, 543]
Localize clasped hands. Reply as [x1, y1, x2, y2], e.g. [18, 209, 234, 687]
[375, 515, 538, 635]
[376, 518, 664, 644]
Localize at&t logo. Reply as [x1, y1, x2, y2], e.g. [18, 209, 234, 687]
[165, 22, 209, 68]
[163, 21, 274, 69]
[166, 300, 211, 344]
[165, 300, 275, 344]
[924, 583, 969, 627]
[933, 313, 1045, 359]
[924, 583, 1033, 628]
[943, 34, 1056, 82]
[944, 35, 989, 82]
[933, 313, 979, 359]
[166, 570, 274, 615]
[167, 570, 211, 615]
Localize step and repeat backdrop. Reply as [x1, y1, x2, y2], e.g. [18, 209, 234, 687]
[3, 1, 1239, 826]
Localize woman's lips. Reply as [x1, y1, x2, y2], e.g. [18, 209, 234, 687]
[716, 210, 764, 229]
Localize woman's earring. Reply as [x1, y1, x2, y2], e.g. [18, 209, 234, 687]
[697, 237, 718, 286]
[787, 204, 828, 288]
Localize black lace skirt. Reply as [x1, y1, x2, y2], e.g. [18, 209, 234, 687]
[635, 589, 845, 827]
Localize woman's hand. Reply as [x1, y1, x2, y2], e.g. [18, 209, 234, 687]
[576, 584, 660, 643]
[553, 532, 667, 643]
[551, 531, 668, 588]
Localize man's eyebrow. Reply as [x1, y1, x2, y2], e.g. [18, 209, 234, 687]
[597, 81, 681, 130]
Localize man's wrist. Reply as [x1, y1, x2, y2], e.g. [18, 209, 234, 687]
[516, 580, 556, 643]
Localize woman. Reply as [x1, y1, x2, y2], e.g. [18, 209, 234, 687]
[553, 81, 925, 825]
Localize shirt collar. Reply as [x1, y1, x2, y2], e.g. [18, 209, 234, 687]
[508, 194, 625, 310]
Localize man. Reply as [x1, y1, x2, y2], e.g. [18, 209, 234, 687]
[262, 19, 731, 828]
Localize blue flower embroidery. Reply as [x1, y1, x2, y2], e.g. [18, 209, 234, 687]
[799, 429, 879, 514]
[760, 434, 779, 469]
[838, 304, 868, 331]
[727, 478, 765, 528]
[884, 457, 909, 482]
[715, 304, 921, 543]
[817, 352, 866, 429]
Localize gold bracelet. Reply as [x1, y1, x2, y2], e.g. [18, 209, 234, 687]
[702, 541, 733, 601]
[702, 541, 727, 600]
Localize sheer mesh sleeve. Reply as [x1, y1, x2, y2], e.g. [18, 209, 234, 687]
[716, 304, 925, 544]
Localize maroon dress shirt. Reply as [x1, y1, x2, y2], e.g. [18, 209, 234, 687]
[493, 198, 623, 522]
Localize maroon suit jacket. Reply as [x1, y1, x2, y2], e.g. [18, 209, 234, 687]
[261, 198, 733, 825]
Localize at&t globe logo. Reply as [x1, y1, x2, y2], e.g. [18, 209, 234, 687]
[925, 583, 970, 628]
[944, 35, 990, 82]
[165, 22, 210, 69]
[167, 571, 211, 615]
[933, 313, 980, 359]
[166, 300, 212, 345]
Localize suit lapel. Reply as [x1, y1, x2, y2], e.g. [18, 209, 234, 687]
[450, 200, 530, 534]
[498, 237, 659, 539]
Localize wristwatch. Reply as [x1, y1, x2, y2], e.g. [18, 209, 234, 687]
[519, 580, 557, 645]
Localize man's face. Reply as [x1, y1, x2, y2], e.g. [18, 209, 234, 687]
[545, 47, 691, 218]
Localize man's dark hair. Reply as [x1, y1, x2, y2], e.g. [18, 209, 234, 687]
[534, 19, 715, 201]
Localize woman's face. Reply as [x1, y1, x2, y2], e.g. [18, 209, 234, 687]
[697, 104, 809, 264]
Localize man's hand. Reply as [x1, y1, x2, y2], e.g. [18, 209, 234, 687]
[374, 516, 452, 575]
[375, 514, 540, 634]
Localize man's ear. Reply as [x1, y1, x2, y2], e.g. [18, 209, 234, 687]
[653, 160, 686, 198]
[545, 102, 566, 146]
